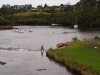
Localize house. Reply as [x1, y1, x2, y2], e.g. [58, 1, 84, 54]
[30, 8, 37, 12]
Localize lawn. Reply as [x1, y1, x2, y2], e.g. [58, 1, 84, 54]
[47, 40, 100, 73]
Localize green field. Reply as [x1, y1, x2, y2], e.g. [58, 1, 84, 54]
[14, 12, 50, 16]
[47, 40, 100, 75]
[13, 11, 65, 17]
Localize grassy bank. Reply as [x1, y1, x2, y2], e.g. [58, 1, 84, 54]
[0, 25, 13, 30]
[46, 40, 100, 75]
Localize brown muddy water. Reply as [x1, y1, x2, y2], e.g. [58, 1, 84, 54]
[0, 26, 100, 75]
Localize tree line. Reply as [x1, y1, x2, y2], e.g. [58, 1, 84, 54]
[0, 0, 100, 28]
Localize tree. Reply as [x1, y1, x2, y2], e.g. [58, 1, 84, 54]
[50, 7, 55, 13]
[44, 4, 48, 8]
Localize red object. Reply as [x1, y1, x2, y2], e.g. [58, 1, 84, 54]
[90, 24, 92, 28]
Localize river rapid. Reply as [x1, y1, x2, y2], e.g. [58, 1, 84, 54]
[0, 26, 100, 75]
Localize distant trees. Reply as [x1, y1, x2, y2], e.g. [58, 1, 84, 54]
[2, 4, 32, 10]
[0, 4, 33, 26]
[0, 1, 100, 27]
[44, 4, 48, 8]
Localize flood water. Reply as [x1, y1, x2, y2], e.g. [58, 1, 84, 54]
[0, 26, 100, 75]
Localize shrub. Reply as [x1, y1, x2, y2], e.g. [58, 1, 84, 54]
[49, 47, 53, 50]
[94, 36, 100, 40]
[72, 35, 78, 41]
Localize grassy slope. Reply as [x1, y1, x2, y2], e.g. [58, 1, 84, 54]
[14, 12, 50, 16]
[13, 11, 65, 17]
[49, 40, 100, 71]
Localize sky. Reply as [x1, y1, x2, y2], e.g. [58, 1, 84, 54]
[0, 0, 80, 7]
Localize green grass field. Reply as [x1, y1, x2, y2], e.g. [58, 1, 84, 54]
[48, 40, 100, 72]
[13, 10, 65, 17]
[14, 12, 50, 16]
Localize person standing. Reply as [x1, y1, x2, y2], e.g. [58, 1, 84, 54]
[41, 45, 44, 52]
[41, 45, 44, 57]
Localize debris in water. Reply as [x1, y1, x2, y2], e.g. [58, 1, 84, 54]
[36, 69, 46, 71]
[0, 47, 19, 51]
[0, 61, 6, 65]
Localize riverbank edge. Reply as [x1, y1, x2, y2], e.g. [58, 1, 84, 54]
[46, 43, 100, 75]
[0, 25, 13, 30]
[46, 50, 83, 75]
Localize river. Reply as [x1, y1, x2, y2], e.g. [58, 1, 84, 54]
[0, 26, 100, 75]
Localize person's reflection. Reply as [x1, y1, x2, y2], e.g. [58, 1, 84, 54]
[41, 50, 43, 57]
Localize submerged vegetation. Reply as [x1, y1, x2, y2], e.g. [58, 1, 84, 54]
[0, 61, 6, 65]
[46, 39, 100, 75]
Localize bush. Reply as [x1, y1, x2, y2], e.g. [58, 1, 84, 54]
[72, 35, 78, 41]
[48, 47, 53, 50]
[94, 36, 100, 40]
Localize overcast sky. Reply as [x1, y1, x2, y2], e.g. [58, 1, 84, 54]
[0, 0, 80, 7]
